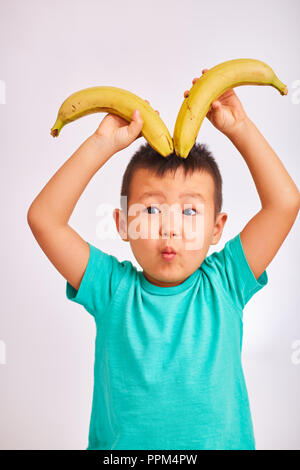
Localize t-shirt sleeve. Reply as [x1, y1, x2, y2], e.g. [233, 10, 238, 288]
[66, 242, 132, 319]
[204, 232, 268, 311]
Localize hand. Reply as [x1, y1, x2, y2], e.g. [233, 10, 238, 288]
[93, 99, 160, 153]
[184, 68, 249, 137]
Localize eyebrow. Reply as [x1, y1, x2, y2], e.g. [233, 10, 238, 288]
[137, 190, 206, 201]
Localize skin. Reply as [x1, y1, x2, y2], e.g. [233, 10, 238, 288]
[28, 68, 299, 295]
[109, 66, 248, 288]
[113, 167, 228, 287]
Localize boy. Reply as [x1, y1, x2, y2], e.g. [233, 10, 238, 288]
[27, 69, 299, 450]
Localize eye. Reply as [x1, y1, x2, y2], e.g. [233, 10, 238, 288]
[145, 205, 160, 215]
[145, 206, 200, 216]
[183, 207, 198, 216]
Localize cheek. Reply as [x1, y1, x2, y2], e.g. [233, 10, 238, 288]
[127, 214, 160, 240]
[182, 211, 206, 233]
[143, 215, 160, 239]
[183, 214, 206, 251]
[130, 228, 158, 263]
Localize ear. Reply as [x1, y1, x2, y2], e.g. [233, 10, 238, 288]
[113, 208, 129, 242]
[210, 212, 228, 245]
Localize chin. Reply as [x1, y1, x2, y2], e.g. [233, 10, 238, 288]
[148, 271, 183, 285]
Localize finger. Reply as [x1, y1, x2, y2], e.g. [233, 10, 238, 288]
[191, 70, 208, 87]
[129, 109, 144, 138]
[212, 100, 221, 109]
[184, 90, 189, 98]
[144, 99, 159, 114]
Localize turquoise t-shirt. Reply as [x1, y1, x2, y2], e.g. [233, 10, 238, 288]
[66, 232, 268, 450]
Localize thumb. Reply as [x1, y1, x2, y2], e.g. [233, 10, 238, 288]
[128, 109, 144, 139]
[212, 100, 221, 110]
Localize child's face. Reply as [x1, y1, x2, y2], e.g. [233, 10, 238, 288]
[114, 167, 227, 287]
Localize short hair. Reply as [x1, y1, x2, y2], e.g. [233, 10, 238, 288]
[120, 142, 223, 222]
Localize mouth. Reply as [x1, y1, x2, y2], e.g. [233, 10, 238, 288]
[161, 252, 176, 261]
[161, 247, 177, 261]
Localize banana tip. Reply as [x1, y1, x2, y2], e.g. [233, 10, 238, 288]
[51, 128, 58, 137]
[282, 86, 288, 96]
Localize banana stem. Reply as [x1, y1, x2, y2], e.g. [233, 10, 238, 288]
[50, 118, 64, 137]
[272, 77, 288, 95]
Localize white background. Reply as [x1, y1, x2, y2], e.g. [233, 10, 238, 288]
[0, 0, 299, 450]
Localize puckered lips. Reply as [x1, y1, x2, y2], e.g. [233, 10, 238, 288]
[161, 246, 177, 261]
[161, 246, 177, 254]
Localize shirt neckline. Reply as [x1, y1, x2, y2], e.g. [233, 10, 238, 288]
[139, 268, 200, 296]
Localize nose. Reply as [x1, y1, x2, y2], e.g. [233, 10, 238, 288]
[160, 208, 181, 238]
[162, 230, 178, 238]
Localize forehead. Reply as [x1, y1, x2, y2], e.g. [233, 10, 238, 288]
[129, 167, 215, 202]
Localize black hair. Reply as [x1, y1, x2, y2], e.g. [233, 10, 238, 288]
[120, 142, 223, 222]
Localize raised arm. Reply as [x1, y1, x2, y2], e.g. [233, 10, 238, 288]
[185, 69, 300, 280]
[27, 110, 144, 291]
[27, 134, 117, 291]
[227, 118, 299, 280]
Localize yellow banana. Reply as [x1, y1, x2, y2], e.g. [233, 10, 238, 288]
[173, 58, 288, 158]
[51, 86, 174, 157]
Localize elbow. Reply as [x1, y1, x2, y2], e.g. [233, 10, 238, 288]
[27, 203, 41, 230]
[27, 204, 34, 227]
[278, 190, 300, 213]
[27, 204, 63, 231]
[27, 209, 35, 232]
[296, 192, 300, 212]
[287, 191, 300, 213]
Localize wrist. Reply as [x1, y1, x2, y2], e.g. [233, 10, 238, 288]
[90, 132, 117, 157]
[224, 116, 252, 142]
